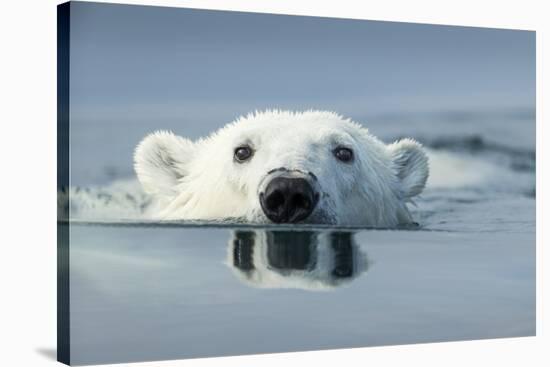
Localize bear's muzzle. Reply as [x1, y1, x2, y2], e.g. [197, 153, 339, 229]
[259, 170, 319, 223]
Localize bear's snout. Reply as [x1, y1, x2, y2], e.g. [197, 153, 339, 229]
[260, 174, 319, 223]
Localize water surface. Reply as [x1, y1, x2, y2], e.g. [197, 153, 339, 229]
[65, 223, 535, 365]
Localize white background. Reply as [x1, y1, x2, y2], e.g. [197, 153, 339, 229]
[0, 0, 546, 366]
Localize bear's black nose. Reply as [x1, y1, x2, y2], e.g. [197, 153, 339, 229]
[260, 177, 318, 223]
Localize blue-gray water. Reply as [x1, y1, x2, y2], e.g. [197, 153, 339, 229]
[67, 224, 534, 365]
[66, 2, 534, 187]
[61, 2, 535, 365]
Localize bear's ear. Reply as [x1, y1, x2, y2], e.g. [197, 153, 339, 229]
[134, 131, 194, 197]
[388, 139, 429, 199]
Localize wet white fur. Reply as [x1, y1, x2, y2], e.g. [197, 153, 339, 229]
[134, 110, 429, 226]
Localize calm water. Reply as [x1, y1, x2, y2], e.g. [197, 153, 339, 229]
[61, 108, 536, 365]
[64, 223, 535, 365]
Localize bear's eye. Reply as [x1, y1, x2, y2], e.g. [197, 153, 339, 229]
[234, 146, 254, 163]
[333, 147, 354, 163]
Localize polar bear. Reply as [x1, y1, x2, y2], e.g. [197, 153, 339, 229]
[134, 110, 429, 227]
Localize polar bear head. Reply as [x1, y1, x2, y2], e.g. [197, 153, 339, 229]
[134, 110, 428, 226]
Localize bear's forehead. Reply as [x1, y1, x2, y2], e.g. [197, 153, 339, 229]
[234, 110, 353, 127]
[228, 124, 355, 148]
[222, 111, 361, 143]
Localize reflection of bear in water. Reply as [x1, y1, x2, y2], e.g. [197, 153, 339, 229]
[228, 231, 369, 291]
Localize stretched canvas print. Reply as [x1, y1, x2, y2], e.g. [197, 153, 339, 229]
[57, 1, 536, 365]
